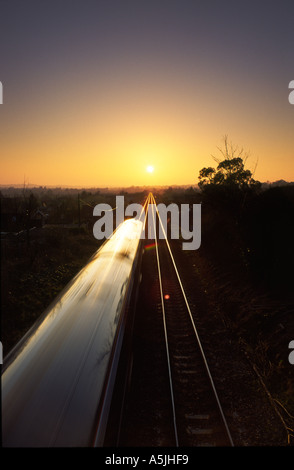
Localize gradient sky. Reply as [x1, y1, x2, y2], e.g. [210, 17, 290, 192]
[0, 0, 293, 187]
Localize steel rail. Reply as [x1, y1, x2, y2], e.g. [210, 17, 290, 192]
[149, 193, 234, 447]
[149, 198, 179, 447]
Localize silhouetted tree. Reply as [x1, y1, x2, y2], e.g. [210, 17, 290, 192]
[198, 136, 260, 191]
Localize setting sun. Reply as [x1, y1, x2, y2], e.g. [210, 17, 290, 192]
[146, 165, 154, 174]
[0, 2, 293, 189]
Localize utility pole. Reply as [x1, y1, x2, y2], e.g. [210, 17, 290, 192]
[78, 193, 81, 228]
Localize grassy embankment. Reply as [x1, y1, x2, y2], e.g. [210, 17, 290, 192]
[1, 225, 100, 355]
[189, 184, 294, 425]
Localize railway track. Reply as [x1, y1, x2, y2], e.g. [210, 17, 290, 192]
[119, 194, 234, 447]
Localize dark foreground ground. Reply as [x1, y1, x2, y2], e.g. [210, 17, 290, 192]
[119, 237, 292, 446]
[1, 186, 294, 446]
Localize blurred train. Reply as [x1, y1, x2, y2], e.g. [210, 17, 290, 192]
[2, 218, 144, 447]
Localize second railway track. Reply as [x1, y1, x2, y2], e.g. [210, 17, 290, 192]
[118, 194, 234, 447]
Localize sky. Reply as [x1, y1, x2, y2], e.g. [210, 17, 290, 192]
[0, 0, 293, 188]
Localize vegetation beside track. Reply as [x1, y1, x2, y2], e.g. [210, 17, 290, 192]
[2, 182, 293, 443]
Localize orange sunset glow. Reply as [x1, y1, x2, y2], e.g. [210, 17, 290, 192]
[2, 1, 294, 451]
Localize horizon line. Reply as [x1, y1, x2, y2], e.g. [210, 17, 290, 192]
[0, 179, 293, 191]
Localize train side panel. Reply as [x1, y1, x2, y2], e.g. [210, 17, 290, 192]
[2, 219, 143, 447]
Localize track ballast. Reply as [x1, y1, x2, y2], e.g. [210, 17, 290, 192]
[118, 194, 234, 447]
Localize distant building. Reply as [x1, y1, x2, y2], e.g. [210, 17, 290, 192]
[30, 209, 48, 228]
[0, 197, 48, 232]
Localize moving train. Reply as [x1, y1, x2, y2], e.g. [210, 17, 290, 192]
[2, 218, 143, 447]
